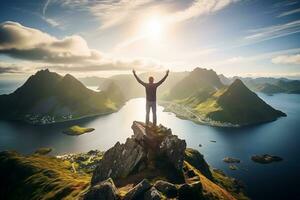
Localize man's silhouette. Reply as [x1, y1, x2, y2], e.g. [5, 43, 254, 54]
[133, 69, 169, 126]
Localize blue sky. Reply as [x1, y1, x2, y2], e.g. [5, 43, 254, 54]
[0, 0, 300, 79]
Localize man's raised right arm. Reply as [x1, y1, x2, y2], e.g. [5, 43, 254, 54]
[133, 69, 146, 86]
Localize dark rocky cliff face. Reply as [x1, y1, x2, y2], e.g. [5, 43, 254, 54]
[91, 121, 187, 186]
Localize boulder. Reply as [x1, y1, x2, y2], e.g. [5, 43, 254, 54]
[144, 187, 163, 200]
[84, 178, 119, 200]
[123, 179, 152, 200]
[91, 138, 147, 185]
[154, 180, 177, 198]
[178, 182, 203, 200]
[159, 135, 186, 171]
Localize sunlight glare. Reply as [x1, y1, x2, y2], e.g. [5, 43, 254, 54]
[144, 17, 164, 41]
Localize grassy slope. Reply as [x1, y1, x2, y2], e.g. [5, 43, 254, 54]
[0, 151, 90, 200]
[174, 79, 285, 126]
[0, 70, 126, 123]
[0, 149, 249, 200]
[184, 162, 239, 200]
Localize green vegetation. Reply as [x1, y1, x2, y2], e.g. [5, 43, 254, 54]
[211, 168, 249, 200]
[0, 69, 125, 124]
[184, 148, 213, 180]
[0, 147, 249, 200]
[205, 79, 286, 125]
[162, 69, 286, 126]
[0, 151, 90, 200]
[63, 125, 95, 136]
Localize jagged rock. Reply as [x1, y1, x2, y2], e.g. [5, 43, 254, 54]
[178, 182, 203, 200]
[154, 180, 177, 198]
[184, 148, 213, 180]
[144, 187, 163, 200]
[159, 135, 186, 171]
[91, 138, 147, 185]
[91, 121, 187, 186]
[84, 178, 119, 200]
[131, 121, 147, 142]
[124, 179, 152, 200]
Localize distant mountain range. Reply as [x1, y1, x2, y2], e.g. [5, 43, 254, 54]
[88, 67, 286, 127]
[0, 68, 287, 126]
[219, 75, 300, 95]
[0, 69, 125, 124]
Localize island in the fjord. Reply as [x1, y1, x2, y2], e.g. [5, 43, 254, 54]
[62, 125, 95, 136]
[0, 121, 249, 200]
[0, 69, 125, 124]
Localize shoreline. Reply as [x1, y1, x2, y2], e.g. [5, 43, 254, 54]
[159, 100, 240, 128]
[0, 102, 126, 126]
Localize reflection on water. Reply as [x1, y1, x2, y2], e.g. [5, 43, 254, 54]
[0, 95, 300, 200]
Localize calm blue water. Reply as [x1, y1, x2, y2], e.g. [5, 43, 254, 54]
[0, 84, 299, 199]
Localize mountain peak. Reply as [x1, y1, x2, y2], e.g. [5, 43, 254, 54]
[227, 79, 248, 92]
[35, 69, 51, 75]
[189, 67, 223, 87]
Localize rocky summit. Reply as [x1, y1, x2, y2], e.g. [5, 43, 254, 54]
[84, 122, 247, 200]
[91, 121, 187, 186]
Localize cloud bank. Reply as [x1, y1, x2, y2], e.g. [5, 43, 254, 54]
[272, 54, 300, 65]
[0, 21, 162, 73]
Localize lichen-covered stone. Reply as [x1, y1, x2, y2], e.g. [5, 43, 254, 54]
[84, 178, 119, 200]
[123, 179, 152, 200]
[91, 138, 146, 185]
[159, 135, 186, 171]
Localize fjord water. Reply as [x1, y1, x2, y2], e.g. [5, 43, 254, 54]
[0, 86, 299, 199]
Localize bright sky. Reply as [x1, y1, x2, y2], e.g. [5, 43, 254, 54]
[0, 0, 300, 79]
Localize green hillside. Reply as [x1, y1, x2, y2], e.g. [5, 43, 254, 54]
[205, 79, 286, 125]
[167, 67, 223, 100]
[163, 69, 286, 126]
[0, 69, 125, 124]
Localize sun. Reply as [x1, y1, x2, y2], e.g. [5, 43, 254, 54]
[144, 17, 164, 40]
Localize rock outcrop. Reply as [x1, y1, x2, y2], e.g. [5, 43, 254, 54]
[91, 138, 147, 185]
[91, 121, 186, 185]
[84, 178, 119, 200]
[85, 121, 247, 200]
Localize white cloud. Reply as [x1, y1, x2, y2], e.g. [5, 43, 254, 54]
[272, 54, 300, 65]
[212, 48, 300, 66]
[244, 20, 300, 44]
[0, 21, 162, 73]
[57, 0, 240, 29]
[43, 0, 52, 15]
[277, 8, 300, 18]
[165, 0, 239, 24]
